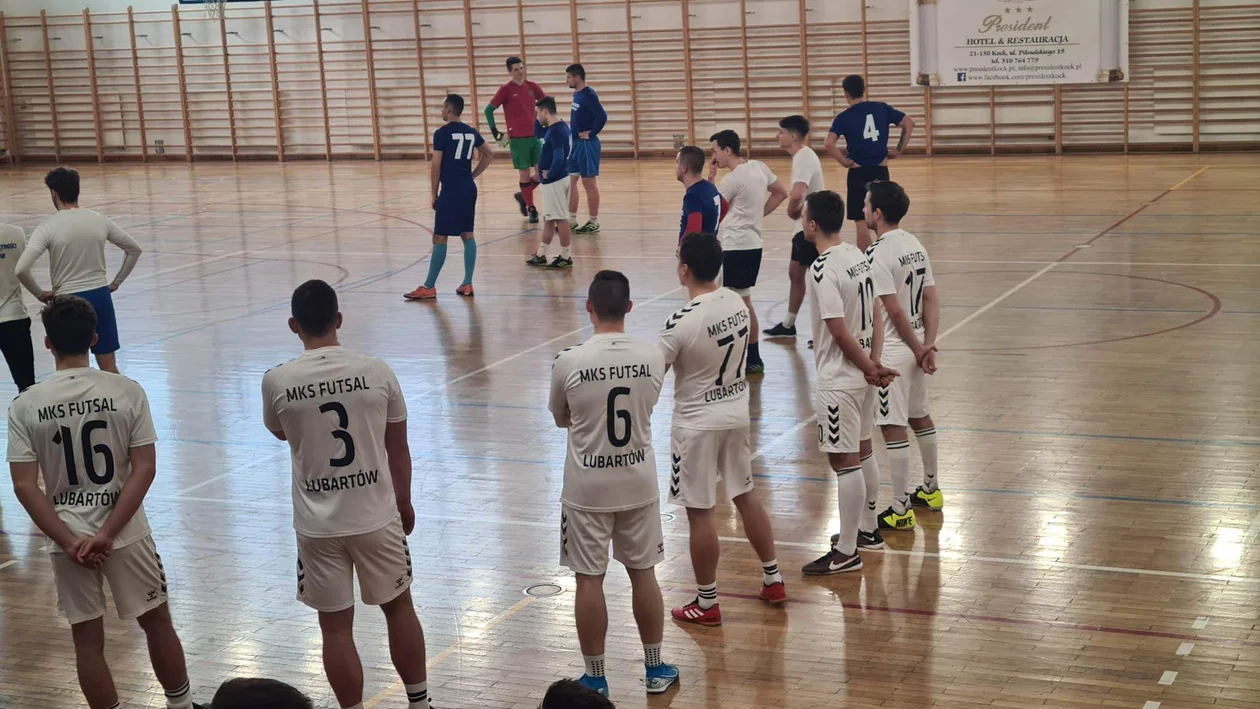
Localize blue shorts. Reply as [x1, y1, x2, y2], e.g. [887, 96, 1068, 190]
[73, 286, 120, 355]
[567, 137, 601, 178]
[433, 184, 477, 237]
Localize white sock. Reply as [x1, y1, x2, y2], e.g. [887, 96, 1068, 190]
[833, 465, 865, 555]
[584, 655, 606, 677]
[643, 643, 662, 668]
[860, 451, 879, 531]
[560, 245, 572, 259]
[165, 680, 193, 709]
[589, 215, 599, 225]
[696, 582, 718, 610]
[405, 681, 429, 709]
[569, 212, 578, 222]
[888, 440, 911, 513]
[761, 559, 782, 586]
[535, 244, 547, 258]
[916, 426, 939, 492]
[783, 311, 797, 328]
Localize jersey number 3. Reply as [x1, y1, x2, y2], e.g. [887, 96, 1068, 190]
[863, 114, 880, 142]
[53, 420, 114, 486]
[320, 401, 356, 467]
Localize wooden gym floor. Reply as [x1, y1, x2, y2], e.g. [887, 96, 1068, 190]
[0, 153, 1257, 709]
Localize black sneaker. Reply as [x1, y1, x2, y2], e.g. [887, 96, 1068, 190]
[746, 361, 765, 375]
[547, 255, 573, 269]
[763, 322, 797, 338]
[802, 548, 862, 576]
[528, 206, 540, 224]
[514, 192, 528, 216]
[525, 254, 548, 266]
[830, 530, 885, 550]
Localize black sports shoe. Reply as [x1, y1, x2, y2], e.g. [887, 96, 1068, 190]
[830, 530, 885, 549]
[525, 254, 548, 266]
[763, 322, 797, 338]
[514, 192, 528, 216]
[547, 255, 573, 269]
[802, 548, 862, 576]
[528, 206, 540, 224]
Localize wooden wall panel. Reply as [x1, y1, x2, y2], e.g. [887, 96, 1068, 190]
[0, 1, 1254, 162]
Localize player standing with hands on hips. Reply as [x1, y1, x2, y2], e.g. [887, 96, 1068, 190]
[565, 64, 607, 234]
[824, 75, 915, 251]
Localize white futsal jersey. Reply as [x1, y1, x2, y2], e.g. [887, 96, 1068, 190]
[549, 333, 665, 512]
[789, 147, 825, 234]
[868, 228, 935, 358]
[262, 346, 407, 538]
[659, 288, 751, 430]
[717, 160, 777, 251]
[18, 209, 143, 293]
[808, 243, 875, 390]
[6, 368, 158, 549]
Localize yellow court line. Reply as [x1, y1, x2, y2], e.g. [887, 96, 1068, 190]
[1168, 165, 1210, 192]
[362, 595, 538, 709]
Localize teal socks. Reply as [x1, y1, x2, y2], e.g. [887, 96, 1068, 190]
[462, 238, 477, 285]
[424, 242, 448, 289]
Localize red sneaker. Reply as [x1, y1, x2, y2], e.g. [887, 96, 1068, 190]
[403, 286, 437, 300]
[759, 581, 787, 604]
[672, 599, 721, 626]
[455, 283, 474, 297]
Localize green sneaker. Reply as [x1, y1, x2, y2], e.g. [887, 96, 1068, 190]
[746, 361, 765, 375]
[568, 220, 580, 231]
[525, 254, 548, 266]
[575, 221, 601, 234]
[547, 255, 573, 269]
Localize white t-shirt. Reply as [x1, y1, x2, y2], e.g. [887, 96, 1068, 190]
[869, 228, 936, 359]
[658, 288, 751, 430]
[0, 224, 36, 323]
[808, 243, 875, 390]
[549, 333, 665, 512]
[6, 368, 157, 550]
[261, 346, 407, 538]
[717, 160, 777, 252]
[17, 209, 143, 294]
[789, 147, 825, 234]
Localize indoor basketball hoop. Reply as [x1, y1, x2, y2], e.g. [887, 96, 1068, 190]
[204, 0, 226, 19]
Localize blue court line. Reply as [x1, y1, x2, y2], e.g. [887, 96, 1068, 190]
[945, 425, 1260, 449]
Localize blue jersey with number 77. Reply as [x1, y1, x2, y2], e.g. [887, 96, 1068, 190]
[434, 121, 485, 189]
[829, 101, 906, 168]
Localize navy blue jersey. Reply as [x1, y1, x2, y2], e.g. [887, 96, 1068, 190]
[540, 121, 571, 184]
[433, 121, 485, 187]
[679, 179, 726, 241]
[828, 101, 906, 167]
[570, 86, 607, 137]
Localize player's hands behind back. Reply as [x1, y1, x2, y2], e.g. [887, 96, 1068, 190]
[918, 347, 938, 375]
[864, 363, 899, 388]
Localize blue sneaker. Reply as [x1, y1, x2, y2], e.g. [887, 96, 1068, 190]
[578, 674, 609, 696]
[645, 662, 680, 694]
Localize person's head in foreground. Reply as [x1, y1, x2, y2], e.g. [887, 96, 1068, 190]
[676, 231, 722, 288]
[41, 295, 98, 361]
[289, 279, 342, 343]
[801, 190, 846, 245]
[539, 678, 615, 709]
[210, 678, 314, 709]
[587, 270, 632, 327]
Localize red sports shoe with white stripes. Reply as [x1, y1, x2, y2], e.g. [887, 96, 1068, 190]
[672, 599, 722, 626]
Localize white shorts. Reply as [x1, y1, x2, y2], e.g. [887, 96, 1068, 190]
[540, 179, 571, 222]
[296, 517, 412, 613]
[669, 425, 755, 509]
[876, 350, 930, 426]
[560, 500, 665, 576]
[52, 535, 168, 626]
[815, 386, 873, 454]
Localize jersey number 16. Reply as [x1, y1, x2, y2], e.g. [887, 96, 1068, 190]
[53, 420, 115, 486]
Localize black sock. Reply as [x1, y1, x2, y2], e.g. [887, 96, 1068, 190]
[749, 342, 761, 363]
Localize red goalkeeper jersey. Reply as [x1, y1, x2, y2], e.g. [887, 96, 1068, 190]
[491, 80, 545, 138]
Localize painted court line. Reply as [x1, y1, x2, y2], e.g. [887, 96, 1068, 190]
[124, 250, 247, 283]
[175, 449, 291, 496]
[1192, 616, 1209, 630]
[1176, 642, 1194, 656]
[0, 559, 16, 572]
[362, 596, 536, 709]
[1158, 670, 1178, 685]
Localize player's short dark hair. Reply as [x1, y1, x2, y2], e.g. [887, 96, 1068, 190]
[678, 232, 723, 283]
[566, 63, 585, 80]
[45, 167, 80, 203]
[211, 678, 314, 709]
[536, 96, 558, 115]
[290, 279, 339, 337]
[709, 129, 741, 156]
[867, 180, 910, 224]
[588, 270, 631, 321]
[444, 93, 465, 116]
[804, 190, 846, 235]
[41, 295, 97, 357]
[779, 115, 810, 139]
[541, 678, 616, 709]
[677, 146, 706, 175]
[842, 74, 866, 98]
[506, 56, 523, 71]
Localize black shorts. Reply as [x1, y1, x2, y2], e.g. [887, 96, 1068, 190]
[846, 165, 890, 221]
[790, 231, 819, 265]
[721, 248, 762, 292]
[0, 317, 35, 391]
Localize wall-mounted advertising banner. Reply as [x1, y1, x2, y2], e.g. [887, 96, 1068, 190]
[910, 0, 1128, 87]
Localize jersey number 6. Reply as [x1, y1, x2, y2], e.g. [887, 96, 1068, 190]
[606, 387, 632, 448]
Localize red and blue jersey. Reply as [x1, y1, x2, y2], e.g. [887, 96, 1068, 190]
[679, 180, 727, 241]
